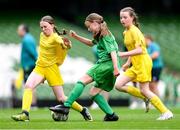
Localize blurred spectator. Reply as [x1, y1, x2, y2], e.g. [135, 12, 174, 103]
[171, 72, 180, 106]
[145, 34, 163, 97]
[162, 70, 180, 106]
[17, 24, 38, 108]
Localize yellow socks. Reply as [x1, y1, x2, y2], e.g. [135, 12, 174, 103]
[22, 88, 83, 113]
[22, 88, 33, 112]
[127, 86, 145, 99]
[64, 95, 83, 112]
[71, 101, 83, 112]
[127, 86, 169, 114]
[150, 96, 168, 113]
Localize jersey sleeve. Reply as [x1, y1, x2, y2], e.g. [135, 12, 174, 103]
[103, 35, 118, 53]
[131, 29, 143, 47]
[152, 43, 160, 52]
[92, 39, 98, 45]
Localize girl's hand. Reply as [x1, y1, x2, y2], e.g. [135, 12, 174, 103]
[114, 67, 120, 77]
[69, 30, 77, 38]
[62, 37, 72, 49]
[122, 63, 129, 71]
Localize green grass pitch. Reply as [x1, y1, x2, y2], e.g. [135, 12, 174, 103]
[0, 107, 179, 130]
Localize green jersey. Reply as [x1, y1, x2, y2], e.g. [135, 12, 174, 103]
[92, 33, 119, 63]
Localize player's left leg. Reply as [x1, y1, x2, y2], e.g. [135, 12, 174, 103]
[139, 82, 173, 120]
[52, 86, 92, 121]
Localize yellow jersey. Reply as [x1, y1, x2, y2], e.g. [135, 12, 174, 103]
[123, 25, 152, 82]
[36, 32, 67, 67]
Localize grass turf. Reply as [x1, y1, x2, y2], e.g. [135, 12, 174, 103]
[0, 107, 179, 129]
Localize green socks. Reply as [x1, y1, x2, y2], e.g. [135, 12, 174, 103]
[64, 81, 85, 107]
[92, 94, 113, 115]
[64, 81, 114, 115]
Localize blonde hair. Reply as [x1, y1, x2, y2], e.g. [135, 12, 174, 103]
[85, 13, 109, 38]
[41, 15, 67, 35]
[120, 7, 140, 28]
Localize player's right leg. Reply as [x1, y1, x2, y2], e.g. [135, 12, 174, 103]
[11, 72, 44, 121]
[49, 74, 93, 121]
[24, 67, 38, 109]
[149, 82, 159, 97]
[90, 87, 119, 121]
[139, 82, 173, 120]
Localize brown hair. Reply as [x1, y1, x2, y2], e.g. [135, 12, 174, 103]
[41, 15, 67, 35]
[85, 13, 109, 38]
[120, 7, 140, 28]
[145, 34, 154, 41]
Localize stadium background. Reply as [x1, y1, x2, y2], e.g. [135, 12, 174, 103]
[0, 0, 180, 108]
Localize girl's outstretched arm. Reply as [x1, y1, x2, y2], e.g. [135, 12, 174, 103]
[69, 30, 94, 46]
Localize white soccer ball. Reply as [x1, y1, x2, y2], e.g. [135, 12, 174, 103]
[51, 111, 68, 121]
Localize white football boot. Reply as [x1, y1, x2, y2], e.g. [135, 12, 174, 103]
[157, 111, 173, 120]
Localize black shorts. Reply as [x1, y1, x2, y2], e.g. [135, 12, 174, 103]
[152, 67, 162, 82]
[23, 66, 35, 83]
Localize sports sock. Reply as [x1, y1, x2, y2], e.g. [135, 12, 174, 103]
[127, 86, 146, 99]
[150, 96, 168, 113]
[64, 81, 85, 107]
[71, 101, 83, 112]
[22, 88, 32, 112]
[92, 94, 113, 115]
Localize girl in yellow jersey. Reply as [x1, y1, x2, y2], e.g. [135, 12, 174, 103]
[115, 7, 173, 120]
[12, 15, 92, 121]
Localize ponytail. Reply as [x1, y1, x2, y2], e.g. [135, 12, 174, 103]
[53, 27, 71, 49]
[54, 27, 67, 36]
[100, 21, 110, 37]
[133, 14, 140, 28]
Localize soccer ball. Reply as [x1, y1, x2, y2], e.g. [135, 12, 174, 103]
[51, 111, 68, 121]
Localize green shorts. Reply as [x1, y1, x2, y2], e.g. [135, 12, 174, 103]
[87, 60, 117, 92]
